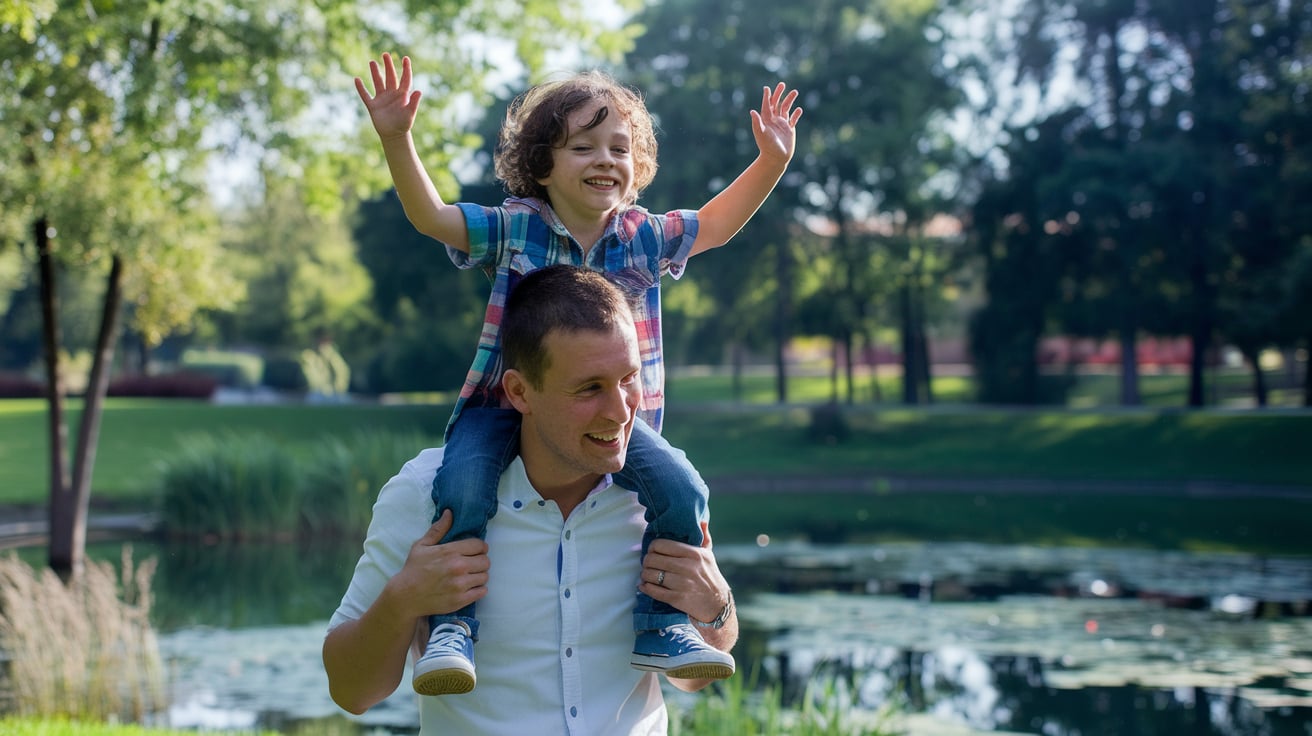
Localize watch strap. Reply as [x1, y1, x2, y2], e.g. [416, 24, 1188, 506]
[693, 590, 734, 629]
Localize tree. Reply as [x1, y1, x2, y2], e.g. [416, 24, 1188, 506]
[626, 0, 962, 405]
[981, 0, 1312, 408]
[209, 182, 375, 375]
[0, 0, 632, 578]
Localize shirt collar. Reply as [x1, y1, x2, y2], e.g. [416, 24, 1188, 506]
[503, 456, 616, 508]
[504, 196, 630, 243]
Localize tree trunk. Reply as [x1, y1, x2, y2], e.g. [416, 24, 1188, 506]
[1188, 328, 1208, 407]
[899, 284, 918, 404]
[1245, 348, 1268, 407]
[55, 254, 126, 578]
[774, 241, 792, 405]
[730, 341, 744, 403]
[916, 312, 934, 404]
[38, 217, 74, 579]
[829, 339, 840, 403]
[1305, 335, 1312, 407]
[843, 331, 855, 405]
[864, 329, 883, 403]
[1118, 329, 1141, 407]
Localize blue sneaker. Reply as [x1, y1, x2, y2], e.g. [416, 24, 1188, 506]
[413, 621, 476, 695]
[630, 624, 735, 680]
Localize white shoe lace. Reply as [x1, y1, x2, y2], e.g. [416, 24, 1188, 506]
[658, 624, 707, 649]
[426, 623, 471, 656]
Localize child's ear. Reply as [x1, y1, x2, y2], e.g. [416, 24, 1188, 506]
[502, 369, 532, 414]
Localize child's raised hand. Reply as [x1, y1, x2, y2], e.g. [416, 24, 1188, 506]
[749, 83, 803, 165]
[355, 52, 422, 141]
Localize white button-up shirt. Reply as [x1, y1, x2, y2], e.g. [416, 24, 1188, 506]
[328, 448, 668, 735]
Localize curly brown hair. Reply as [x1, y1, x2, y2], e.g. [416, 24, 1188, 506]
[494, 70, 658, 206]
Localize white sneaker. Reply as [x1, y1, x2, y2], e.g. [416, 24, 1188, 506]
[413, 621, 476, 695]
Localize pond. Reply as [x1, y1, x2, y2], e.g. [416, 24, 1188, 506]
[88, 537, 1312, 735]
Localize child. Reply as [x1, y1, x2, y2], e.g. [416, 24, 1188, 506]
[355, 52, 801, 696]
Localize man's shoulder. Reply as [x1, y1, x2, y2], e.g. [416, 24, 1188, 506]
[376, 446, 445, 507]
[403, 446, 446, 475]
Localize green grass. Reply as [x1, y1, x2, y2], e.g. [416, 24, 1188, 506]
[2, 395, 1310, 505]
[2, 374, 1310, 557]
[663, 406, 1312, 486]
[0, 399, 447, 504]
[0, 719, 274, 736]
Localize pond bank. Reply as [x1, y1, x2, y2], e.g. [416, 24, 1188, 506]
[4, 471, 1310, 551]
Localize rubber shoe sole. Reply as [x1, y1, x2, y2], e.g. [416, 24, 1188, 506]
[413, 666, 476, 696]
[631, 658, 735, 680]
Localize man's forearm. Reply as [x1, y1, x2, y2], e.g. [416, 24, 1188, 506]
[323, 587, 419, 714]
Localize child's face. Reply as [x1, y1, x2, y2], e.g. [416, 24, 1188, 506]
[536, 98, 635, 223]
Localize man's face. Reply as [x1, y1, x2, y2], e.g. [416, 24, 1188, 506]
[514, 320, 641, 490]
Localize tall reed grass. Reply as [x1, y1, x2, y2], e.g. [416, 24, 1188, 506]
[0, 548, 164, 722]
[669, 670, 904, 736]
[157, 430, 435, 540]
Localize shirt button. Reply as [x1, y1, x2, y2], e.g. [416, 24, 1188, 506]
[513, 500, 523, 509]
[538, 500, 546, 507]
[570, 706, 578, 718]
[564, 530, 572, 540]
[565, 647, 573, 657]
[564, 588, 571, 598]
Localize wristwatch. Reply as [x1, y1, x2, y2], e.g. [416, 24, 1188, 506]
[693, 590, 734, 629]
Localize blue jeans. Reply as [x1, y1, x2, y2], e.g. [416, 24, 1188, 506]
[428, 406, 708, 639]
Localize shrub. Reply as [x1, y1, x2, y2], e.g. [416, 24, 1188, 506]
[157, 433, 300, 540]
[107, 372, 218, 399]
[0, 372, 44, 398]
[300, 430, 432, 537]
[669, 670, 904, 736]
[155, 430, 436, 541]
[261, 355, 308, 392]
[805, 403, 850, 445]
[179, 349, 263, 389]
[0, 548, 164, 722]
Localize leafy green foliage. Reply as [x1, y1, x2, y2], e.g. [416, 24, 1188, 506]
[670, 669, 904, 736]
[965, 0, 1312, 406]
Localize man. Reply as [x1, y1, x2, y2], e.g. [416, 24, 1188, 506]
[323, 265, 738, 734]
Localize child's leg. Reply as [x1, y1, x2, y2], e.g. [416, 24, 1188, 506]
[614, 417, 708, 632]
[427, 406, 522, 635]
[622, 419, 734, 680]
[415, 406, 520, 695]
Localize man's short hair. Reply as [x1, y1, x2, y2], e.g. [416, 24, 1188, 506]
[502, 265, 636, 389]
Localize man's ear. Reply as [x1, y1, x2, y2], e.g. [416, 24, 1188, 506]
[502, 369, 532, 414]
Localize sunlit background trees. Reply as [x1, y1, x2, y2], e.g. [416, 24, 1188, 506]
[2, 1, 1310, 568]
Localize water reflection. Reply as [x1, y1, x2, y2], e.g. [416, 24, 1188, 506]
[728, 541, 1312, 735]
[142, 539, 360, 630]
[85, 538, 1312, 735]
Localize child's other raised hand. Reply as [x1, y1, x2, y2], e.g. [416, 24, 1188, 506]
[750, 83, 803, 165]
[355, 52, 422, 141]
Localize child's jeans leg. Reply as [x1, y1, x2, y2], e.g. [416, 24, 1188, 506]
[428, 407, 521, 637]
[615, 417, 709, 632]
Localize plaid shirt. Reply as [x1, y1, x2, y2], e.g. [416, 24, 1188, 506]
[445, 197, 697, 438]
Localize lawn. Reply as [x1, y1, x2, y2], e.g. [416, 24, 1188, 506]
[2, 377, 1310, 556]
[3, 398, 1310, 505]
